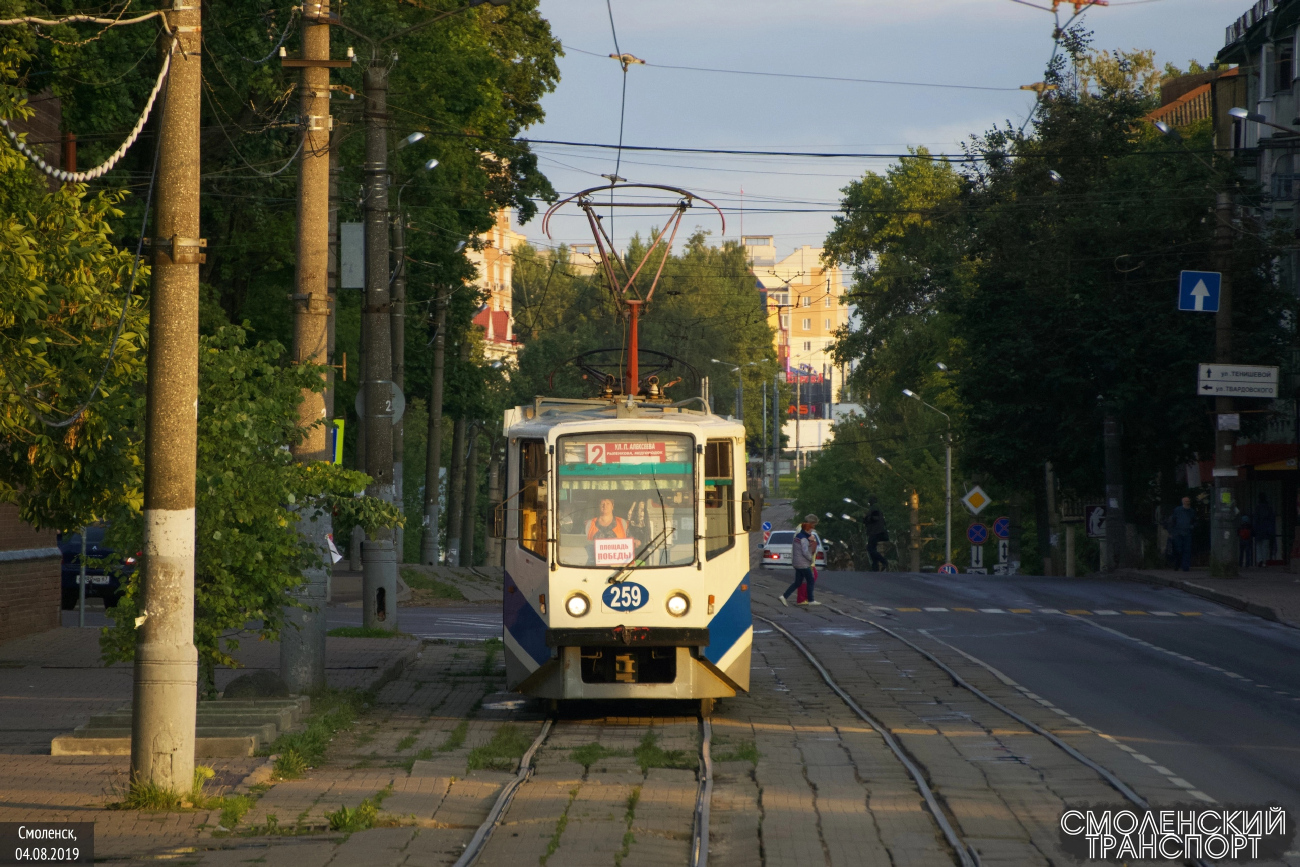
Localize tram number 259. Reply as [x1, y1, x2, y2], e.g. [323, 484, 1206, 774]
[602, 582, 648, 612]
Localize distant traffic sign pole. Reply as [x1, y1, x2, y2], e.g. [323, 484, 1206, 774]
[1210, 193, 1237, 575]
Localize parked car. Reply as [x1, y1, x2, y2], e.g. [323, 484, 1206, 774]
[59, 525, 136, 610]
[760, 530, 826, 569]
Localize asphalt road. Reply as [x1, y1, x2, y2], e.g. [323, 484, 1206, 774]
[327, 604, 500, 641]
[810, 567, 1300, 813]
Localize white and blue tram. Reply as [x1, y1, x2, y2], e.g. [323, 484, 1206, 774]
[497, 396, 755, 708]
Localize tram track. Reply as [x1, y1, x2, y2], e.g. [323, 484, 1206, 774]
[757, 604, 1215, 867]
[451, 709, 714, 867]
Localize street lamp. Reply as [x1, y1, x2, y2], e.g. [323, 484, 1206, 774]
[877, 457, 922, 572]
[710, 358, 743, 420]
[902, 388, 953, 564]
[1228, 106, 1300, 137]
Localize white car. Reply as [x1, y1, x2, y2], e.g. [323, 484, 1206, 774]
[761, 530, 826, 568]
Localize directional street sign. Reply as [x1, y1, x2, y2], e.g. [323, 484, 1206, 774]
[761, 521, 771, 532]
[970, 545, 984, 568]
[1197, 364, 1278, 399]
[997, 539, 1010, 564]
[967, 523, 989, 545]
[938, 563, 958, 575]
[992, 516, 1011, 539]
[1178, 270, 1221, 312]
[961, 486, 992, 515]
[762, 521, 772, 545]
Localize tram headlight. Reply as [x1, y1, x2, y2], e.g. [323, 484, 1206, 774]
[666, 593, 690, 617]
[565, 593, 590, 618]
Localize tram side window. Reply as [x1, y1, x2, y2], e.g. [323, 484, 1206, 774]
[518, 439, 548, 560]
[704, 440, 735, 560]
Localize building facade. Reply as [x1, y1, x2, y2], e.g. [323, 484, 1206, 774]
[467, 209, 526, 361]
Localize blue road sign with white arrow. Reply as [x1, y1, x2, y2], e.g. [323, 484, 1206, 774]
[1178, 270, 1221, 313]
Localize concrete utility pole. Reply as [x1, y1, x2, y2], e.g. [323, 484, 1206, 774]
[460, 429, 479, 567]
[1102, 412, 1125, 570]
[133, 9, 201, 795]
[772, 371, 781, 496]
[361, 64, 398, 629]
[391, 211, 406, 562]
[486, 440, 503, 566]
[421, 288, 448, 565]
[1210, 189, 1237, 576]
[447, 415, 468, 566]
[281, 0, 334, 692]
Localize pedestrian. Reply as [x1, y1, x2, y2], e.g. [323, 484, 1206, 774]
[1170, 496, 1196, 572]
[1253, 493, 1276, 564]
[864, 509, 889, 572]
[1238, 515, 1254, 568]
[778, 514, 821, 607]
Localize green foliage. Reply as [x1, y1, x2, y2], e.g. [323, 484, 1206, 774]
[570, 742, 629, 770]
[98, 326, 401, 684]
[326, 797, 378, 833]
[265, 688, 364, 778]
[712, 739, 759, 765]
[465, 723, 534, 771]
[821, 31, 1292, 557]
[438, 720, 468, 752]
[399, 566, 466, 600]
[633, 730, 694, 773]
[511, 234, 781, 447]
[0, 40, 148, 531]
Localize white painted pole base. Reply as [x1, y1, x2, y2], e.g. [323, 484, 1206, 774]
[361, 539, 398, 631]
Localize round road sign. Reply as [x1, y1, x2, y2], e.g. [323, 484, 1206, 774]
[967, 523, 989, 545]
[938, 563, 959, 575]
[992, 516, 1011, 539]
[762, 521, 772, 532]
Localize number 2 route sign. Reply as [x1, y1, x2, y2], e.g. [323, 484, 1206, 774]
[1178, 270, 1221, 313]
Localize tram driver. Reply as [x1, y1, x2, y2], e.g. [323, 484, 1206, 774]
[586, 497, 630, 541]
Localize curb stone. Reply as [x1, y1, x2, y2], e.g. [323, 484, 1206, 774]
[1113, 569, 1299, 630]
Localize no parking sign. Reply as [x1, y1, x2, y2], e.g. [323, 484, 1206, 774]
[938, 563, 958, 575]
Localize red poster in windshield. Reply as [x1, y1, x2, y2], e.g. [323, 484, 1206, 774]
[585, 442, 667, 465]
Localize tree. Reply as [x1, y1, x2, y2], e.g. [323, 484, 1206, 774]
[0, 37, 148, 532]
[100, 325, 402, 693]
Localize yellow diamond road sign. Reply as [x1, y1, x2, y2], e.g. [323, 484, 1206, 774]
[962, 486, 991, 516]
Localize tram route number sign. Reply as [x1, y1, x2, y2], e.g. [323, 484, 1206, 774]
[586, 442, 667, 464]
[593, 538, 636, 566]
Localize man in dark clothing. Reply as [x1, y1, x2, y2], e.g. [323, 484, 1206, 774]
[863, 509, 889, 572]
[1170, 496, 1196, 572]
[1253, 493, 1276, 564]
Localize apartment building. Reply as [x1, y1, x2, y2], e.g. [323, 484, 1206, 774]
[742, 236, 851, 416]
[467, 209, 526, 361]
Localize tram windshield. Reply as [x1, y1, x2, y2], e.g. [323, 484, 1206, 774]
[555, 433, 696, 568]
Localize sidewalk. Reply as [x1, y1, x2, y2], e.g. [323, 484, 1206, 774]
[1115, 566, 1300, 628]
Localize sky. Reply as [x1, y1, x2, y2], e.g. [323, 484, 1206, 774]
[515, 0, 1245, 259]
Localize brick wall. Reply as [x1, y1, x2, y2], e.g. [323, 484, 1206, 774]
[0, 504, 60, 645]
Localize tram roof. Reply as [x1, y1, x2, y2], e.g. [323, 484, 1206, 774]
[504, 396, 744, 438]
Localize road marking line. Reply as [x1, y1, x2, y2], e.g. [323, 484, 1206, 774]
[1152, 765, 1174, 775]
[1152, 611, 1177, 617]
[1038, 608, 1062, 614]
[896, 607, 921, 612]
[1134, 755, 1156, 764]
[1010, 608, 1032, 613]
[924, 607, 949, 612]
[980, 608, 1006, 613]
[1180, 612, 1203, 616]
[1122, 610, 1148, 615]
[1065, 609, 1092, 615]
[1170, 778, 1196, 788]
[953, 607, 977, 612]
[1093, 610, 1120, 615]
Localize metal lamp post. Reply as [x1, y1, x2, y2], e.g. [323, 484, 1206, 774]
[878, 457, 922, 572]
[903, 388, 952, 564]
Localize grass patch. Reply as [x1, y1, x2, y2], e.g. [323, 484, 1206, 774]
[401, 747, 434, 773]
[540, 787, 580, 866]
[264, 688, 364, 779]
[480, 637, 503, 676]
[613, 787, 641, 867]
[712, 739, 759, 765]
[400, 568, 466, 600]
[326, 798, 378, 832]
[570, 742, 630, 771]
[438, 720, 469, 752]
[634, 730, 695, 773]
[217, 795, 255, 830]
[327, 626, 408, 638]
[115, 780, 184, 811]
[396, 733, 417, 752]
[466, 724, 535, 771]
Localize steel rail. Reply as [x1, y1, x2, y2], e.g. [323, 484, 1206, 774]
[826, 606, 1215, 867]
[756, 614, 979, 867]
[691, 715, 714, 867]
[451, 718, 554, 867]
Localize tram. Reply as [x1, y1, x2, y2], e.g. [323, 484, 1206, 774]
[496, 394, 755, 709]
